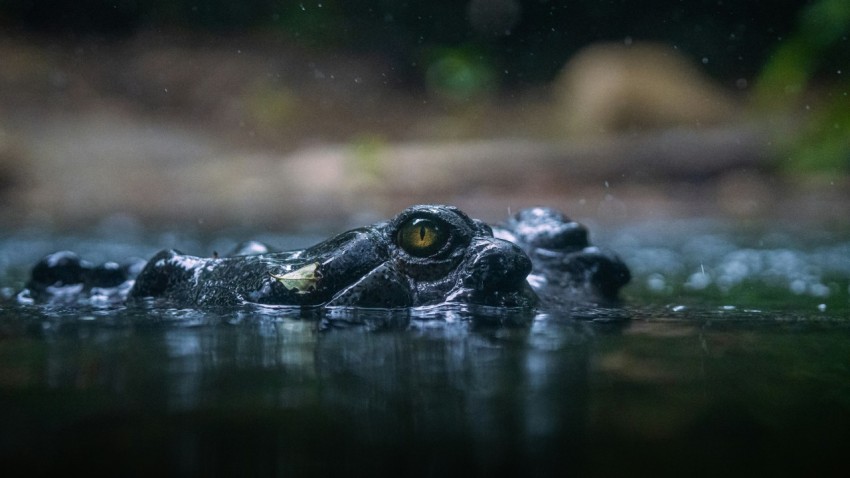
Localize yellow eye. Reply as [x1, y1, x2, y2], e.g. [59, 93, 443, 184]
[397, 217, 447, 257]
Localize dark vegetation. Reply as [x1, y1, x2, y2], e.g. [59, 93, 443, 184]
[0, 0, 826, 86]
[4, 1, 847, 174]
[0, 1, 847, 229]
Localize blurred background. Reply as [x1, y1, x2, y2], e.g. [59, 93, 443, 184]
[0, 0, 847, 231]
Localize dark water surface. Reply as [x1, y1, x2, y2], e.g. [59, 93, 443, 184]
[1, 219, 849, 477]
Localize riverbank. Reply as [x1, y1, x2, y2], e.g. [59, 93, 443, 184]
[1, 32, 846, 231]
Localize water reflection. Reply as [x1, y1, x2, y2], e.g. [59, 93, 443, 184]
[4, 300, 850, 474]
[1, 302, 624, 475]
[311, 313, 602, 474]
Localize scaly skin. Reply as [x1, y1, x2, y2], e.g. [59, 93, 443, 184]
[21, 205, 629, 309]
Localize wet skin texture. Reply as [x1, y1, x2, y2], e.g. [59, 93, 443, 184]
[21, 205, 630, 308]
[494, 207, 631, 307]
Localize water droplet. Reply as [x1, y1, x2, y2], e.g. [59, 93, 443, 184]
[818, 303, 827, 312]
[701, 57, 709, 64]
[685, 271, 711, 290]
[810, 283, 830, 297]
[647, 273, 666, 292]
[299, 3, 305, 10]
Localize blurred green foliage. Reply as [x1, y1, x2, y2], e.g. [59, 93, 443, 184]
[6, 0, 847, 171]
[755, 0, 850, 173]
[423, 46, 497, 101]
[0, 0, 810, 88]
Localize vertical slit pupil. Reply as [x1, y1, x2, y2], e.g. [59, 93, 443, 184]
[398, 217, 446, 257]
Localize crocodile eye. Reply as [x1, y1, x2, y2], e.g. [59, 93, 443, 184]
[397, 217, 448, 257]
